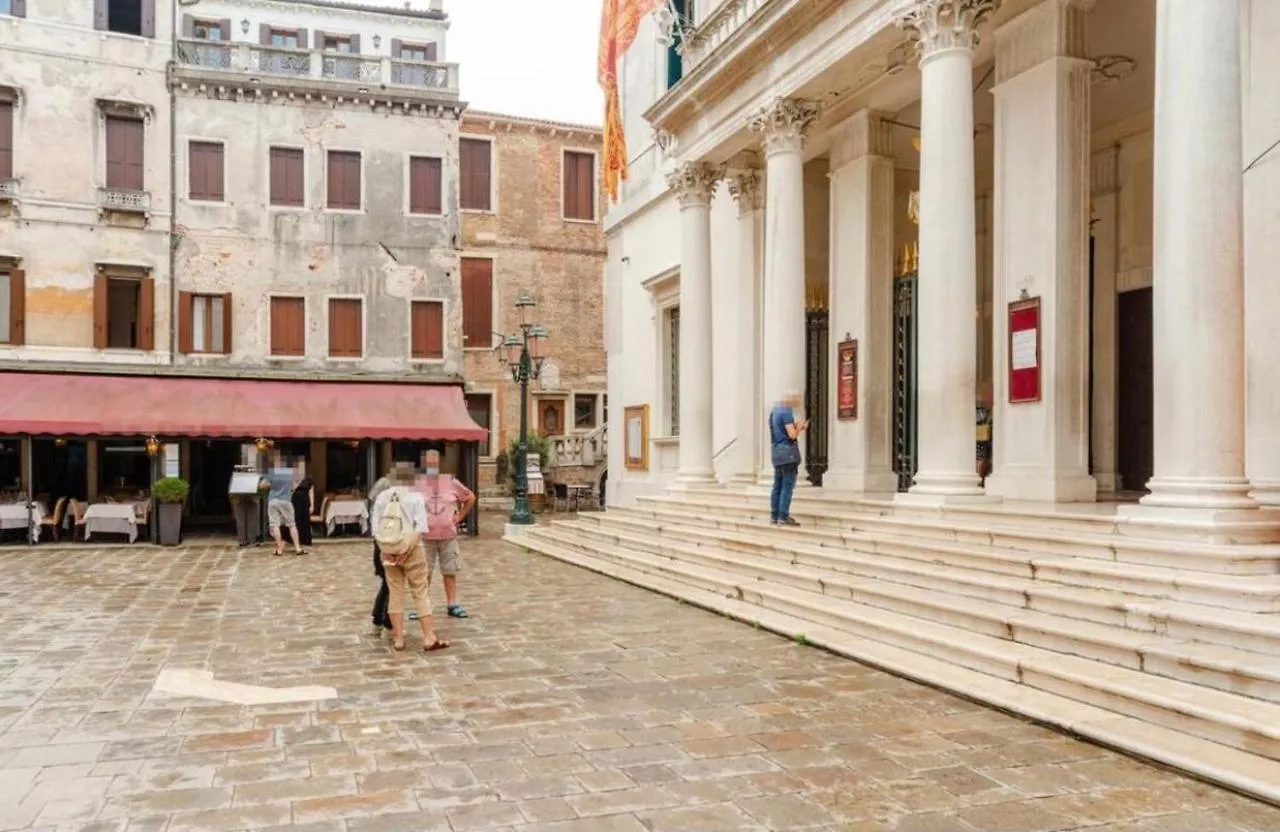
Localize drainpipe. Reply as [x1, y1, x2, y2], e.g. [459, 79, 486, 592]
[172, 1, 201, 365]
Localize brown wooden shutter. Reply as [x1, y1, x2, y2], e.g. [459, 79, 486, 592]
[314, 30, 326, 49]
[188, 143, 204, 200]
[297, 28, 309, 49]
[424, 42, 438, 61]
[93, 271, 108, 349]
[271, 297, 304, 356]
[94, 0, 108, 31]
[7, 269, 24, 346]
[208, 143, 224, 201]
[347, 154, 361, 209]
[107, 118, 145, 191]
[126, 120, 144, 190]
[182, 14, 194, 37]
[411, 300, 443, 359]
[328, 298, 362, 357]
[0, 102, 12, 181]
[288, 150, 304, 205]
[326, 152, 340, 208]
[177, 291, 194, 354]
[259, 23, 271, 45]
[579, 153, 595, 220]
[349, 34, 361, 53]
[459, 139, 491, 211]
[425, 157, 441, 213]
[474, 141, 491, 211]
[563, 151, 578, 218]
[219, 19, 231, 41]
[105, 118, 125, 189]
[461, 258, 493, 349]
[221, 292, 233, 354]
[410, 157, 441, 215]
[10, 0, 25, 18]
[138, 276, 155, 351]
[390, 38, 402, 57]
[140, 0, 156, 38]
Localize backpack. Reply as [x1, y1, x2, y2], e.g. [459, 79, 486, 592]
[374, 491, 415, 556]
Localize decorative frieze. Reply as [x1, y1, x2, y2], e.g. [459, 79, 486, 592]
[666, 162, 721, 207]
[897, 0, 1001, 59]
[828, 110, 894, 168]
[748, 97, 820, 155]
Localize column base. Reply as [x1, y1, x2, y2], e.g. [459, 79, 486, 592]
[1139, 476, 1257, 510]
[1249, 479, 1280, 508]
[901, 471, 997, 504]
[984, 467, 1098, 503]
[823, 467, 899, 495]
[1117, 476, 1279, 544]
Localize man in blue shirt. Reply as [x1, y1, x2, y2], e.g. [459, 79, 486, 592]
[264, 452, 305, 556]
[768, 391, 808, 526]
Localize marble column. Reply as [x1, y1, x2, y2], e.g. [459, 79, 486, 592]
[667, 162, 720, 486]
[984, 0, 1096, 503]
[825, 110, 898, 494]
[1129, 0, 1259, 523]
[726, 164, 766, 486]
[1089, 147, 1120, 496]
[896, 0, 996, 501]
[750, 97, 820, 434]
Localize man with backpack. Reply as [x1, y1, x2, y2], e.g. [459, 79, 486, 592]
[371, 463, 449, 652]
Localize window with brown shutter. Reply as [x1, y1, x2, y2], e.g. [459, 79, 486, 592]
[269, 147, 304, 207]
[188, 141, 224, 202]
[328, 297, 363, 358]
[0, 102, 12, 180]
[179, 292, 230, 354]
[563, 150, 596, 221]
[326, 150, 361, 210]
[0, 269, 24, 346]
[410, 299, 444, 360]
[459, 138, 492, 211]
[98, 0, 154, 38]
[105, 116, 144, 191]
[465, 393, 492, 457]
[408, 156, 442, 215]
[270, 296, 305, 356]
[93, 270, 153, 350]
[460, 258, 493, 350]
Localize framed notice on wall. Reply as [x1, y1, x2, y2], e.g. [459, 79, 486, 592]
[1008, 297, 1042, 403]
[837, 338, 858, 420]
[624, 405, 649, 471]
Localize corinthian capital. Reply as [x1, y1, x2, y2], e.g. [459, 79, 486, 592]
[897, 0, 1001, 59]
[748, 97, 821, 156]
[726, 167, 763, 215]
[666, 162, 721, 207]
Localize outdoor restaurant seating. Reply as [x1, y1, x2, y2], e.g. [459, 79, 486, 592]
[38, 496, 67, 542]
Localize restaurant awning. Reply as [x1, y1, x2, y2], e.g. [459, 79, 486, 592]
[0, 372, 489, 441]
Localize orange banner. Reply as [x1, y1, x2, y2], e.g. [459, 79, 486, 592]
[599, 0, 659, 203]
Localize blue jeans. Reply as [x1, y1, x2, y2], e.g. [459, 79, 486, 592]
[770, 463, 799, 522]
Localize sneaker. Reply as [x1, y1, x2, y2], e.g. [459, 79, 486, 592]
[782, 517, 801, 527]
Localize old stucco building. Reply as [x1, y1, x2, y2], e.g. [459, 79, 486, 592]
[515, 0, 1280, 805]
[458, 112, 607, 492]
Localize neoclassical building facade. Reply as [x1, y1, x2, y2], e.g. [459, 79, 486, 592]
[603, 0, 1280, 540]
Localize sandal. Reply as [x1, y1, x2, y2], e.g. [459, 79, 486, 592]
[424, 639, 450, 652]
[293, 549, 309, 556]
[392, 637, 406, 651]
[447, 605, 469, 619]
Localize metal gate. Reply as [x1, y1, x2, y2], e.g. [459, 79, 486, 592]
[805, 308, 829, 486]
[892, 274, 918, 492]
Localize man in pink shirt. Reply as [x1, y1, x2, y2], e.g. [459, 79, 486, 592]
[414, 449, 476, 619]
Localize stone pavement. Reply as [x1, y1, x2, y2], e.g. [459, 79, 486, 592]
[0, 515, 1278, 832]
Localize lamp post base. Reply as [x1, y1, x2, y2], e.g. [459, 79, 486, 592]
[509, 497, 535, 526]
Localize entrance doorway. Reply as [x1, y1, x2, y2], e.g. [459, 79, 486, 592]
[1117, 287, 1154, 494]
[188, 440, 239, 530]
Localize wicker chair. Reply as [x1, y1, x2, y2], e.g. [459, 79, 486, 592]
[38, 497, 68, 542]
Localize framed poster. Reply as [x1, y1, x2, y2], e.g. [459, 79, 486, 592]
[623, 405, 649, 471]
[1008, 297, 1041, 403]
[837, 338, 858, 420]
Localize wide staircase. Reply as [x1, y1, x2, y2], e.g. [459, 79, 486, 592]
[511, 486, 1280, 805]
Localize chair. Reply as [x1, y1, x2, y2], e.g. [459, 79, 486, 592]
[578, 483, 601, 512]
[549, 482, 572, 513]
[39, 497, 68, 542]
[135, 501, 151, 526]
[68, 499, 88, 541]
[315, 495, 331, 536]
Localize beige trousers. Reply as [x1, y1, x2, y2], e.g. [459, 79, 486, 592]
[383, 543, 432, 617]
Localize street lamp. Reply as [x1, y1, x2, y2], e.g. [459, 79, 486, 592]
[497, 294, 549, 525]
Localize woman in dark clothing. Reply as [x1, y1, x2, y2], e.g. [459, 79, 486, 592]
[290, 476, 314, 546]
[368, 473, 393, 635]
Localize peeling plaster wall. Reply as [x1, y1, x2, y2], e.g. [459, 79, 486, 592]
[0, 0, 173, 362]
[173, 94, 461, 377]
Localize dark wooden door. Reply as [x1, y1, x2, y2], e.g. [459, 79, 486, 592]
[1116, 287, 1153, 494]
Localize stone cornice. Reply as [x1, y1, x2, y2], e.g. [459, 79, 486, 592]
[993, 0, 1091, 84]
[897, 0, 1000, 60]
[169, 69, 465, 118]
[829, 109, 893, 167]
[463, 110, 602, 138]
[666, 162, 722, 208]
[749, 97, 821, 155]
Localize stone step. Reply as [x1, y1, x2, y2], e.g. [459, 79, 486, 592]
[624, 500, 1280, 612]
[530, 525, 1280, 760]
[641, 491, 1280, 574]
[511, 527, 1280, 806]
[560, 518, 1280, 703]
[581, 510, 1280, 656]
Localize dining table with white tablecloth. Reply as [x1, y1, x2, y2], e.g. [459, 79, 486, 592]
[325, 499, 369, 536]
[0, 503, 44, 543]
[83, 503, 139, 543]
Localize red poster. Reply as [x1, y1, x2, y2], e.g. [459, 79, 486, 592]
[1008, 298, 1041, 404]
[837, 339, 858, 420]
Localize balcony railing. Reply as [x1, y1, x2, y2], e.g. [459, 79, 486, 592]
[97, 187, 150, 214]
[679, 0, 777, 74]
[0, 178, 18, 200]
[175, 39, 460, 95]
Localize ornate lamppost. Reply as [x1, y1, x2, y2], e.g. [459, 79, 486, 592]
[497, 293, 548, 526]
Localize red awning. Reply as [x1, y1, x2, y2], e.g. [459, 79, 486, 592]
[0, 373, 488, 441]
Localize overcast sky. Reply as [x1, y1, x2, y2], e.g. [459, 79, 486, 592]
[374, 0, 604, 126]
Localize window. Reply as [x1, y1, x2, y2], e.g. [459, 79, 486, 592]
[0, 101, 11, 180]
[460, 258, 493, 349]
[0, 1, 26, 20]
[459, 138, 492, 211]
[270, 296, 305, 357]
[98, 0, 154, 38]
[667, 306, 680, 435]
[574, 394, 598, 430]
[179, 292, 229, 354]
[392, 40, 437, 62]
[269, 147, 304, 207]
[410, 300, 444, 360]
[270, 29, 300, 48]
[326, 150, 361, 210]
[187, 141, 224, 202]
[323, 36, 352, 53]
[666, 0, 691, 89]
[563, 151, 596, 222]
[105, 116, 145, 191]
[328, 297, 363, 358]
[409, 156, 442, 215]
[465, 394, 492, 457]
[191, 18, 224, 40]
[1, 268, 24, 346]
[94, 271, 154, 351]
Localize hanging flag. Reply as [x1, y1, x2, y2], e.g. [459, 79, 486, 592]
[599, 0, 660, 203]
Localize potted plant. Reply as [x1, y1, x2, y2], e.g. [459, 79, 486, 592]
[152, 476, 189, 546]
[507, 434, 552, 511]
